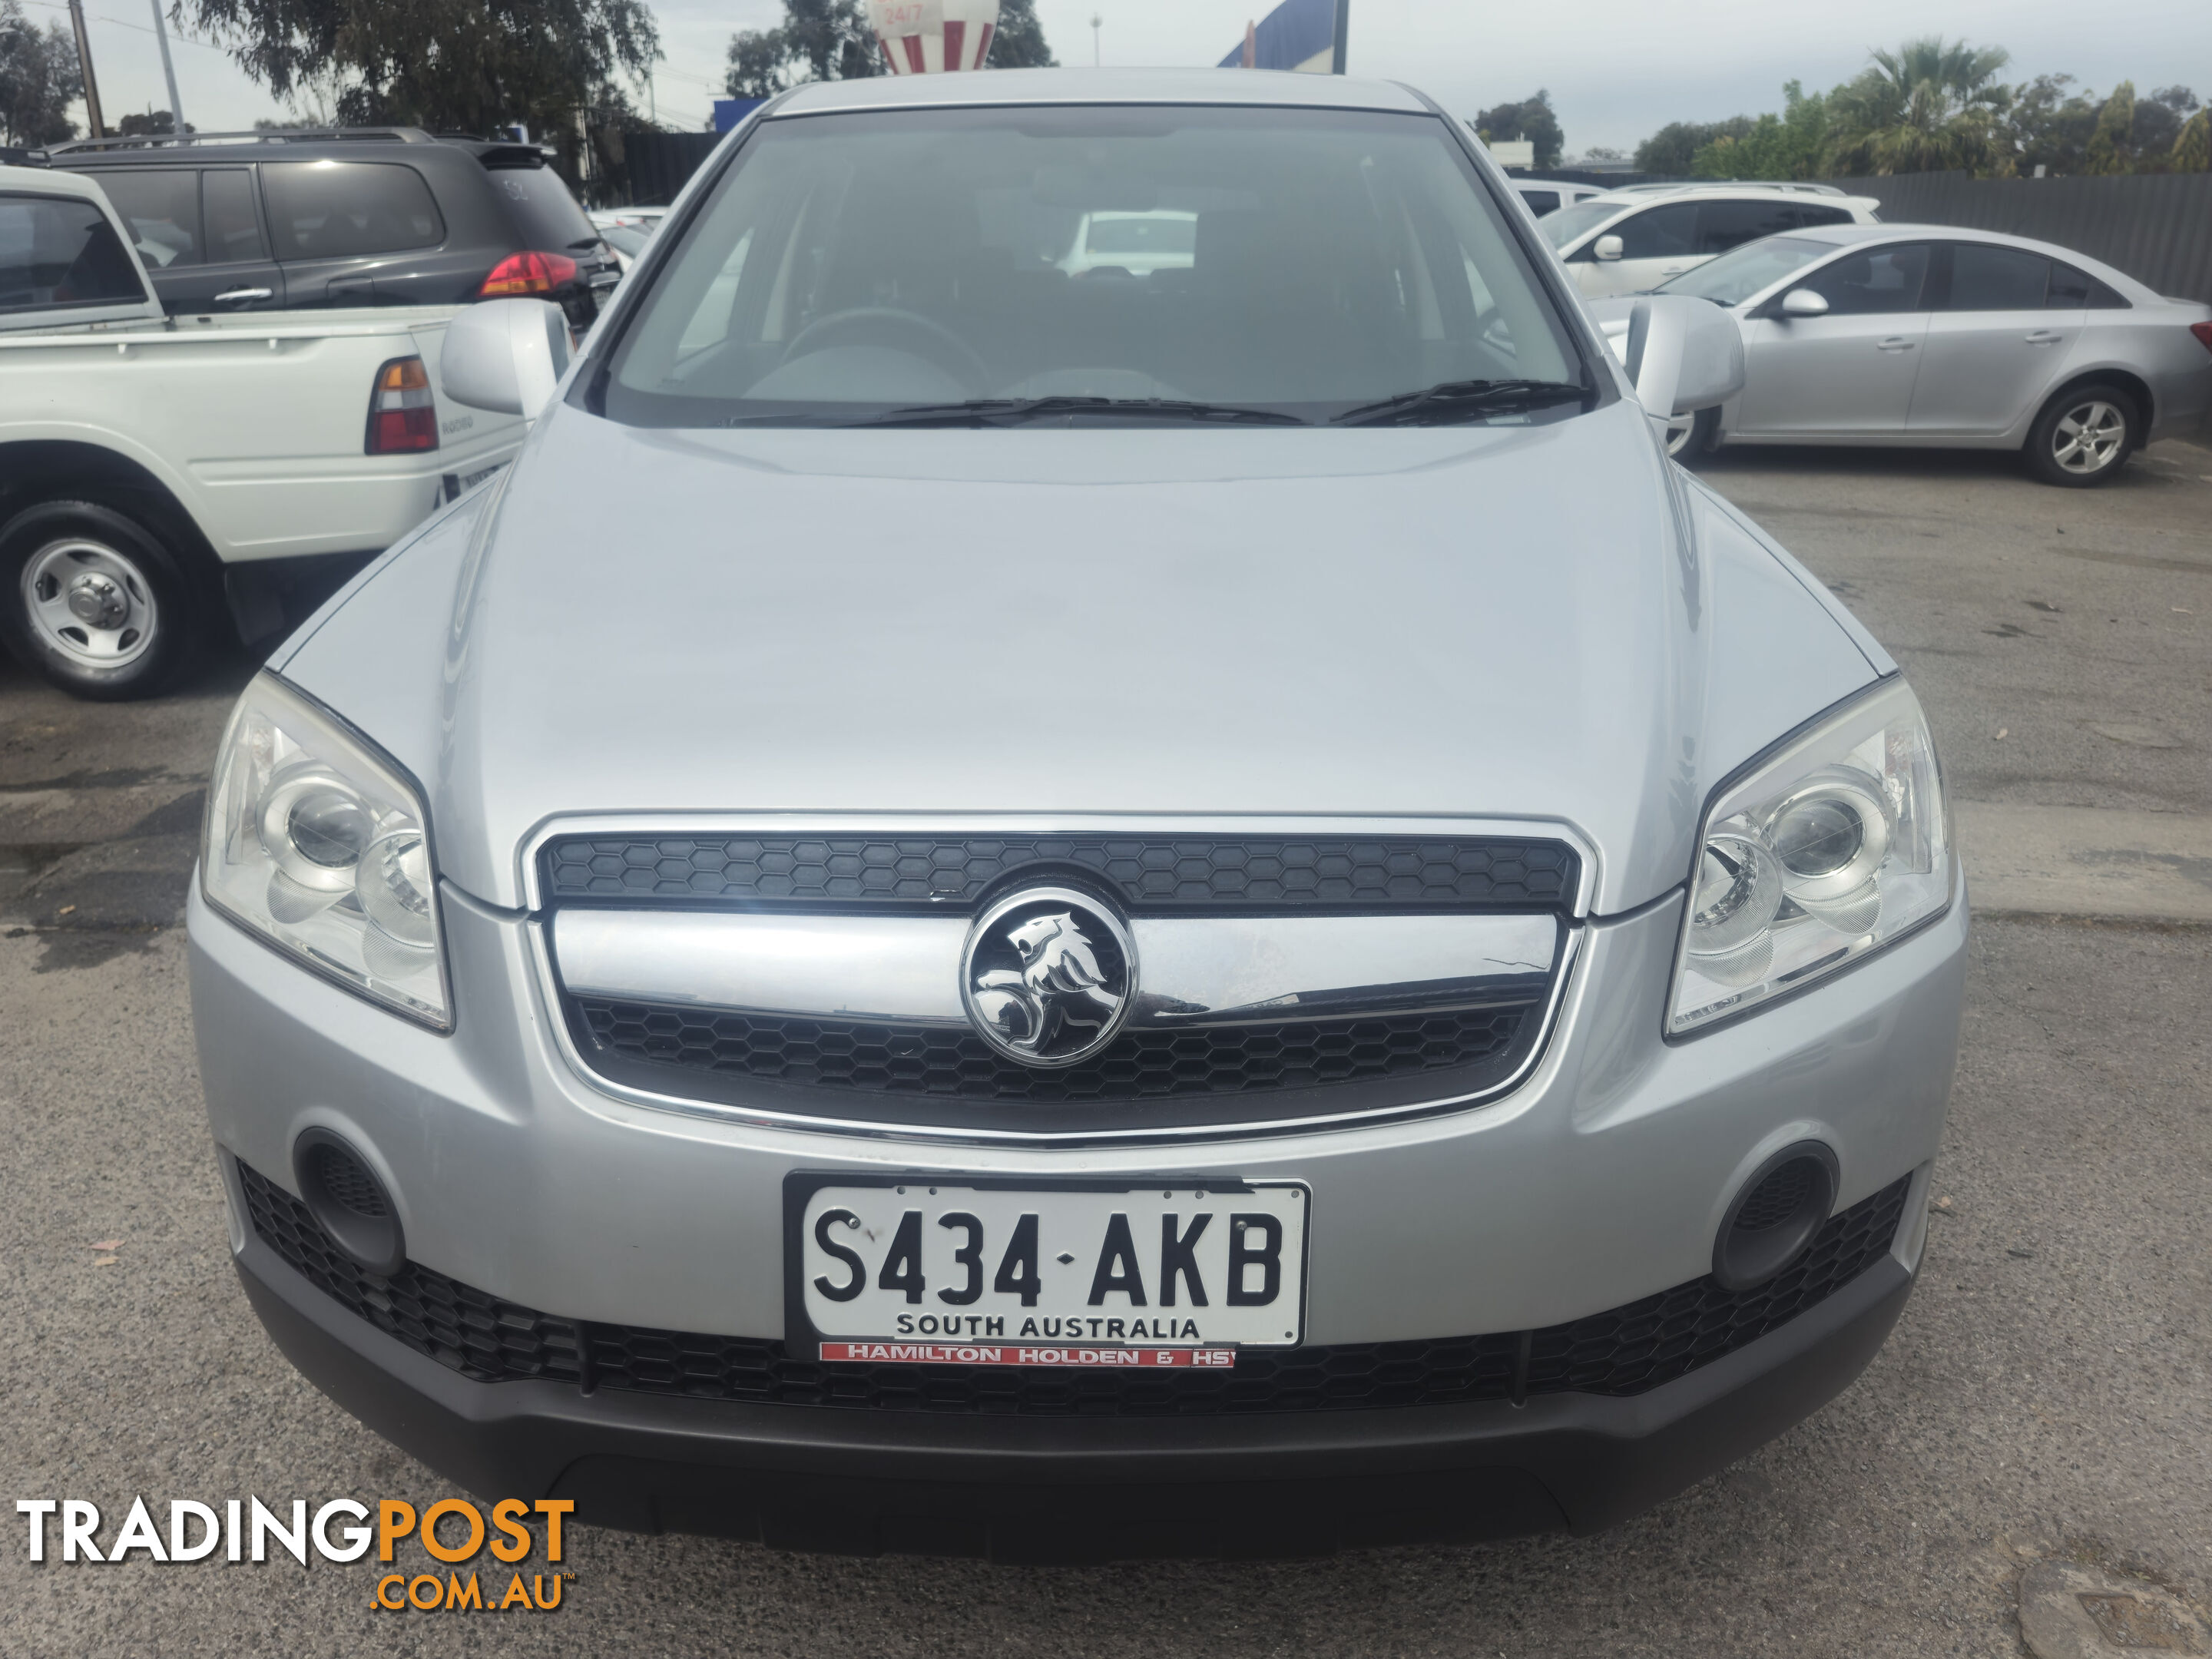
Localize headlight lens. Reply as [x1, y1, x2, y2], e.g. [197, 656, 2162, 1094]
[1668, 679, 1952, 1035]
[201, 673, 449, 1028]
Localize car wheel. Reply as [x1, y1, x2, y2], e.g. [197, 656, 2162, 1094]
[0, 498, 201, 700]
[1664, 406, 1718, 463]
[2026, 383, 2135, 487]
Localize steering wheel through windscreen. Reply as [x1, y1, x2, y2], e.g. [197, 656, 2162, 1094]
[779, 307, 991, 396]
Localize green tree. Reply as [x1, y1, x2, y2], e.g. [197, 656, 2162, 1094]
[1827, 36, 2014, 175]
[730, 0, 1052, 98]
[2003, 73, 2098, 174]
[0, 0, 81, 147]
[2085, 80, 2137, 174]
[1473, 90, 1563, 169]
[2133, 85, 2201, 160]
[180, 0, 660, 140]
[1691, 81, 1831, 179]
[2174, 108, 2211, 172]
[1634, 118, 1753, 176]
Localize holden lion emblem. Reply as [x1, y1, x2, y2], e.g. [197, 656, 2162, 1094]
[959, 887, 1136, 1068]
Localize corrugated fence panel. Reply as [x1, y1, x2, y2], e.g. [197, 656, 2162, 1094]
[1838, 172, 2212, 305]
[624, 132, 725, 208]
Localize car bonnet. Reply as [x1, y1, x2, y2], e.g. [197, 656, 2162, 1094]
[278, 396, 1882, 915]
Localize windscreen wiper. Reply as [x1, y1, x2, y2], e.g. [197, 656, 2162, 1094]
[849, 396, 1308, 429]
[1330, 379, 1589, 427]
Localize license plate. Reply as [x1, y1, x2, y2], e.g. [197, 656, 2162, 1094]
[786, 1175, 1308, 1363]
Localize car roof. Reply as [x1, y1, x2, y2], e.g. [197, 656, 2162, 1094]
[1779, 221, 2159, 299]
[0, 161, 104, 200]
[772, 66, 1432, 117]
[45, 127, 552, 168]
[1584, 184, 1879, 209]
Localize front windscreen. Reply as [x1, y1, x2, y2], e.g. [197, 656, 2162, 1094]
[1659, 235, 1830, 306]
[601, 104, 1583, 426]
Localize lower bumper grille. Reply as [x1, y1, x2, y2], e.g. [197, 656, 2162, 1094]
[239, 1162, 1909, 1415]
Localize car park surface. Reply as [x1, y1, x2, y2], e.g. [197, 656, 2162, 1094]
[2, 435, 2205, 1651]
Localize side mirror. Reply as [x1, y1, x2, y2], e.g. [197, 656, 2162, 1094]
[1592, 233, 1624, 263]
[440, 298, 571, 419]
[1584, 294, 1746, 428]
[1780, 287, 1830, 318]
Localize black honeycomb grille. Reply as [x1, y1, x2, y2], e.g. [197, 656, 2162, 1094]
[1522, 1175, 1911, 1397]
[238, 1164, 581, 1385]
[542, 834, 1578, 912]
[240, 1161, 1908, 1410]
[571, 997, 1534, 1104]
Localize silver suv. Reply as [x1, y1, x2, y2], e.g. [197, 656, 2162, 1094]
[190, 68, 1965, 1563]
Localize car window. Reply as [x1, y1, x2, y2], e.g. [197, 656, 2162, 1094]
[1796, 242, 1931, 315]
[1793, 206, 1856, 229]
[1657, 234, 1830, 306]
[1692, 199, 1796, 255]
[2047, 258, 2127, 310]
[0, 192, 147, 311]
[262, 163, 445, 260]
[486, 166, 598, 252]
[607, 104, 1582, 426]
[1540, 199, 1622, 249]
[1518, 189, 1559, 216]
[200, 169, 267, 264]
[91, 168, 200, 268]
[1945, 243, 2049, 310]
[1608, 203, 1697, 260]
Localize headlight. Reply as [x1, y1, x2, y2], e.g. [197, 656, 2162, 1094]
[1668, 678, 1952, 1035]
[201, 673, 449, 1029]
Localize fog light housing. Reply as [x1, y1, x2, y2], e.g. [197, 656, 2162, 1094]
[292, 1129, 405, 1276]
[1713, 1142, 1838, 1292]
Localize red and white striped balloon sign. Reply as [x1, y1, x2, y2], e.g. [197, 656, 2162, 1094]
[867, 0, 1002, 73]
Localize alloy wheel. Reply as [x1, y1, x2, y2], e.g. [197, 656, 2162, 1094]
[2050, 399, 2126, 475]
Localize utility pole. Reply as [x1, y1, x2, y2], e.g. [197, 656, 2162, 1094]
[66, 0, 106, 138]
[1090, 13, 1101, 67]
[1330, 0, 1349, 75]
[149, 0, 185, 134]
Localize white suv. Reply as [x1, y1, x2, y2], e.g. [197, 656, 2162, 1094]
[1542, 184, 1881, 298]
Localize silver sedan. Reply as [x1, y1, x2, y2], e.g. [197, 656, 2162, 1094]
[1656, 224, 2212, 485]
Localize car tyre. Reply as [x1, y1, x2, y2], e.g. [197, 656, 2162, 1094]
[2025, 382, 2136, 488]
[1664, 406, 1719, 464]
[0, 497, 202, 700]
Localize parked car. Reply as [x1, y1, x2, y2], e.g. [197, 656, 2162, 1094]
[189, 68, 1965, 1563]
[1059, 209, 1200, 277]
[1652, 224, 2212, 485]
[588, 207, 667, 274]
[1512, 179, 1605, 217]
[0, 165, 528, 697]
[1541, 184, 1881, 299]
[46, 127, 620, 329]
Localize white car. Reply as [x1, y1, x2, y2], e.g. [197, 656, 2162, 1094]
[589, 208, 667, 274]
[0, 165, 528, 697]
[1512, 180, 1605, 218]
[1542, 184, 1881, 299]
[1058, 210, 1199, 278]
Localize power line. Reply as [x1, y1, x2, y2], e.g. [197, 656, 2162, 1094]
[21, 0, 230, 51]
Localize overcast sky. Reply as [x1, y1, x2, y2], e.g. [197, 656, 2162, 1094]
[49, 0, 2210, 157]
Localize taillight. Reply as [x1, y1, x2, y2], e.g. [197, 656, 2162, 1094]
[478, 251, 580, 297]
[2192, 321, 2212, 355]
[365, 356, 438, 455]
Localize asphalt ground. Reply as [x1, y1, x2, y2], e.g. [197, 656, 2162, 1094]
[1, 438, 2207, 1656]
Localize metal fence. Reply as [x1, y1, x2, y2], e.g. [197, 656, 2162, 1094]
[1835, 171, 2212, 306]
[621, 131, 725, 207]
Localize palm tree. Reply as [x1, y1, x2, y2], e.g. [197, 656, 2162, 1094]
[1827, 37, 2015, 175]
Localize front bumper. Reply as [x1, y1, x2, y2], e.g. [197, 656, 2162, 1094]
[191, 866, 1965, 1555]
[232, 1200, 1919, 1559]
